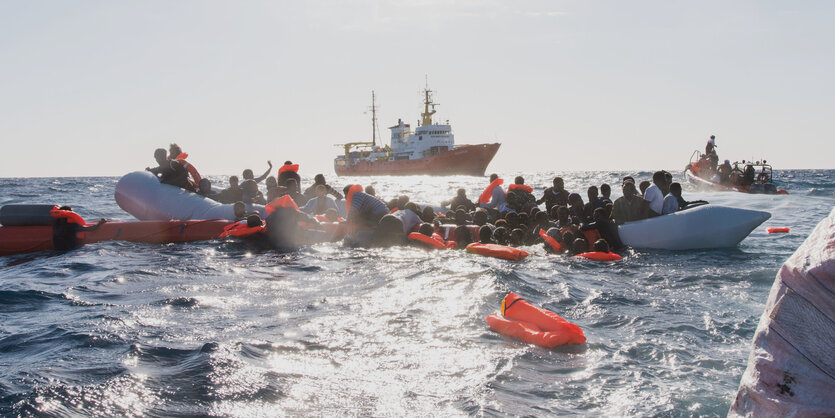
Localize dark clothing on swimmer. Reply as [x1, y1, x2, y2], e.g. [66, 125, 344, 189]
[348, 192, 389, 227]
[537, 187, 570, 211]
[53, 218, 106, 251]
[265, 207, 323, 250]
[219, 185, 243, 204]
[583, 198, 605, 222]
[148, 160, 194, 191]
[443, 195, 475, 212]
[580, 218, 623, 250]
[611, 194, 650, 225]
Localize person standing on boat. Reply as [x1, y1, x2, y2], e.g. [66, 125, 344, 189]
[706, 135, 717, 155]
[718, 160, 732, 185]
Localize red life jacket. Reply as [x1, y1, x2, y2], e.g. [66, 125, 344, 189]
[220, 220, 266, 238]
[265, 195, 300, 215]
[478, 178, 504, 204]
[344, 184, 364, 216]
[508, 184, 533, 193]
[408, 232, 447, 249]
[574, 252, 622, 261]
[50, 207, 86, 226]
[278, 164, 299, 174]
[538, 229, 562, 252]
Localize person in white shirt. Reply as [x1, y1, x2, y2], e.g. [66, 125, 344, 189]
[643, 171, 669, 216]
[662, 189, 680, 215]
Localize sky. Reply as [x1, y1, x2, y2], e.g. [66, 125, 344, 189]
[1, 0, 833, 177]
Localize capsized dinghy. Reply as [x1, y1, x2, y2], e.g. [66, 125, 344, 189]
[618, 205, 770, 250]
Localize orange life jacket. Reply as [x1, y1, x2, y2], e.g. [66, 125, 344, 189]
[265, 194, 300, 215]
[478, 178, 504, 204]
[314, 214, 344, 223]
[408, 232, 447, 249]
[538, 229, 562, 252]
[486, 293, 586, 348]
[220, 220, 266, 238]
[508, 184, 533, 193]
[173, 153, 202, 184]
[767, 227, 790, 234]
[575, 252, 622, 261]
[581, 229, 601, 251]
[50, 207, 86, 226]
[465, 242, 529, 260]
[278, 164, 299, 174]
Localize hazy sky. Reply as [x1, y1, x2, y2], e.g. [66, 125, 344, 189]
[1, 0, 833, 177]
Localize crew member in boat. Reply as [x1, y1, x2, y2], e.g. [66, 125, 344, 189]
[146, 148, 195, 191]
[718, 160, 732, 186]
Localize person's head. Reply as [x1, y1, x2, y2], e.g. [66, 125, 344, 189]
[242, 169, 254, 180]
[489, 173, 499, 182]
[453, 225, 472, 247]
[154, 148, 167, 165]
[246, 214, 262, 228]
[59, 205, 72, 211]
[314, 174, 326, 185]
[593, 207, 606, 222]
[534, 211, 548, 227]
[600, 183, 611, 198]
[473, 209, 488, 226]
[493, 227, 509, 245]
[562, 231, 575, 246]
[571, 216, 581, 226]
[405, 202, 421, 215]
[505, 211, 520, 228]
[593, 239, 610, 253]
[622, 176, 635, 186]
[710, 135, 715, 140]
[553, 177, 564, 190]
[548, 205, 559, 220]
[314, 208, 333, 222]
[371, 214, 405, 247]
[343, 185, 352, 196]
[286, 178, 298, 193]
[169, 143, 182, 159]
[669, 182, 682, 197]
[456, 188, 467, 198]
[505, 192, 518, 207]
[495, 219, 508, 230]
[445, 210, 455, 219]
[284, 160, 293, 166]
[587, 186, 599, 202]
[365, 185, 376, 196]
[421, 206, 436, 223]
[315, 184, 328, 198]
[652, 171, 666, 187]
[557, 206, 570, 223]
[455, 208, 468, 226]
[418, 223, 434, 237]
[478, 225, 493, 243]
[572, 238, 588, 255]
[398, 195, 410, 207]
[518, 212, 529, 228]
[514, 176, 524, 185]
[664, 171, 673, 185]
[266, 176, 277, 189]
[510, 228, 524, 246]
[529, 206, 540, 217]
[198, 178, 212, 193]
[233, 201, 246, 219]
[639, 180, 651, 196]
[229, 176, 239, 188]
[622, 181, 637, 198]
[546, 227, 562, 243]
[604, 202, 613, 219]
[568, 193, 583, 208]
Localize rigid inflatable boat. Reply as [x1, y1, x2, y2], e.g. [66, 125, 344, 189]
[115, 171, 267, 221]
[730, 207, 835, 416]
[618, 205, 770, 250]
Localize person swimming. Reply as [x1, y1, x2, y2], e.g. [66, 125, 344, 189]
[219, 176, 243, 204]
[277, 161, 301, 193]
[51, 206, 107, 251]
[581, 207, 623, 250]
[197, 178, 220, 201]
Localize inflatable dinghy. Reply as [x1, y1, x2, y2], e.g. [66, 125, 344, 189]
[486, 293, 585, 348]
[618, 205, 770, 250]
[730, 207, 835, 416]
[115, 171, 266, 221]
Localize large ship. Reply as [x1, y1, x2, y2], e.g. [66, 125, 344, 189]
[334, 86, 500, 176]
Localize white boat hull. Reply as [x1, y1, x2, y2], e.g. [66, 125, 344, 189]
[618, 204, 770, 250]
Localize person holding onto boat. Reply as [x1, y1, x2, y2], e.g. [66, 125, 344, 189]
[168, 143, 202, 187]
[344, 185, 389, 228]
[219, 176, 244, 204]
[51, 206, 107, 251]
[303, 174, 344, 201]
[197, 178, 220, 201]
[507, 176, 537, 213]
[611, 181, 649, 225]
[581, 207, 623, 250]
[147, 148, 195, 191]
[537, 177, 570, 211]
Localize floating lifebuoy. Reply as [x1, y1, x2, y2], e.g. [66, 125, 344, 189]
[574, 252, 622, 261]
[486, 293, 585, 348]
[408, 232, 447, 249]
[466, 242, 528, 260]
[478, 178, 504, 204]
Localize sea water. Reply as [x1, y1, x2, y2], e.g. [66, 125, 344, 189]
[1, 170, 833, 416]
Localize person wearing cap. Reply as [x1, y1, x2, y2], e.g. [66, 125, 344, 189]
[717, 159, 733, 185]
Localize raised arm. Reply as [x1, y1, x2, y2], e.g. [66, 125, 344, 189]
[253, 160, 273, 183]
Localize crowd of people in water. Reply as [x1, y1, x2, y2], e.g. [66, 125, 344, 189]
[147, 144, 708, 254]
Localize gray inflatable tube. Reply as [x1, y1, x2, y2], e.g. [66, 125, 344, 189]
[115, 171, 266, 221]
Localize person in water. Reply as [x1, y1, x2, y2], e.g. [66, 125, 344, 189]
[370, 214, 406, 247]
[581, 207, 623, 250]
[442, 188, 476, 212]
[364, 185, 376, 196]
[611, 181, 649, 225]
[277, 161, 302, 193]
[146, 148, 195, 191]
[265, 176, 287, 203]
[507, 176, 537, 213]
[51, 206, 107, 251]
[583, 186, 604, 221]
[593, 239, 610, 254]
[571, 238, 588, 255]
[301, 184, 338, 215]
[241, 179, 266, 205]
[219, 176, 243, 204]
[303, 174, 344, 200]
[284, 179, 308, 206]
[344, 185, 389, 228]
[567, 193, 585, 220]
[242, 160, 272, 184]
[643, 171, 669, 216]
[197, 178, 220, 201]
[537, 177, 570, 211]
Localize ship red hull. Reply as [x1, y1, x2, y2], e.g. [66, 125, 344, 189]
[335, 143, 500, 176]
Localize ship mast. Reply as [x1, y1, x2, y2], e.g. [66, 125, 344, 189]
[371, 90, 377, 147]
[421, 78, 436, 127]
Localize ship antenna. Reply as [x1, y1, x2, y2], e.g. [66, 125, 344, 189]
[421, 76, 436, 127]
